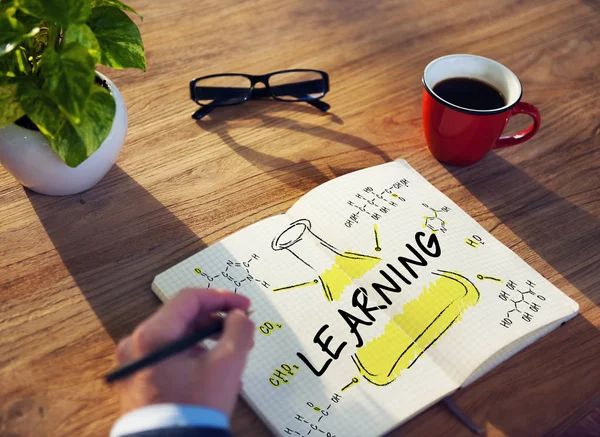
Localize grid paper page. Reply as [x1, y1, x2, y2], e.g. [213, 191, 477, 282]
[152, 213, 454, 437]
[153, 159, 579, 436]
[285, 160, 579, 387]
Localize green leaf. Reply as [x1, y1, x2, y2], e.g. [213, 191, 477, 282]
[0, 46, 29, 76]
[0, 11, 39, 56]
[63, 23, 100, 63]
[91, 0, 142, 20]
[69, 85, 115, 157]
[14, 6, 44, 29]
[40, 44, 95, 124]
[17, 79, 66, 137]
[88, 7, 145, 71]
[19, 80, 116, 167]
[0, 84, 24, 126]
[0, 1, 16, 15]
[15, 0, 90, 26]
[48, 86, 116, 167]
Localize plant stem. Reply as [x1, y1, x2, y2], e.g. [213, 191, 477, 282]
[48, 25, 60, 50]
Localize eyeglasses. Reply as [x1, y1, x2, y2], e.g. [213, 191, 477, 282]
[189, 69, 330, 120]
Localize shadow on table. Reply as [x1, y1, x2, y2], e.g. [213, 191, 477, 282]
[445, 152, 600, 306]
[26, 165, 371, 436]
[444, 151, 600, 435]
[399, 312, 600, 437]
[195, 100, 392, 190]
[400, 153, 600, 437]
[26, 165, 208, 342]
[582, 0, 600, 13]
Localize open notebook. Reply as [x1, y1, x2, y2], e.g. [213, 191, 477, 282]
[152, 160, 578, 437]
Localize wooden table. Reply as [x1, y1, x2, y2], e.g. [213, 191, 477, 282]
[1, 0, 599, 435]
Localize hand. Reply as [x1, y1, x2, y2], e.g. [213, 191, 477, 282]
[114, 288, 254, 417]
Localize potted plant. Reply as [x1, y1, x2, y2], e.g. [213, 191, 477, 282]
[0, 0, 145, 195]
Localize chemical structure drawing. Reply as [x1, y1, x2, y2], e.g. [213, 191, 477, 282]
[343, 181, 408, 228]
[283, 394, 341, 437]
[272, 219, 380, 302]
[383, 178, 410, 196]
[422, 203, 450, 233]
[498, 279, 545, 328]
[193, 253, 269, 293]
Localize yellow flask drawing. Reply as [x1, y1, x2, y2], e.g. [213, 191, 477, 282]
[272, 219, 380, 301]
[352, 270, 480, 386]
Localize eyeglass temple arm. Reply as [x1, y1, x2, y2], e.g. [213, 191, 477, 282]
[249, 86, 329, 111]
[307, 99, 330, 112]
[253, 82, 330, 112]
[192, 105, 214, 120]
[247, 84, 329, 111]
[191, 99, 328, 119]
[255, 81, 330, 111]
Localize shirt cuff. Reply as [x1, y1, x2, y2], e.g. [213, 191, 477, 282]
[110, 404, 229, 437]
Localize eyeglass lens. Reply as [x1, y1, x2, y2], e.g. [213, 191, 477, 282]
[194, 75, 252, 106]
[268, 71, 326, 101]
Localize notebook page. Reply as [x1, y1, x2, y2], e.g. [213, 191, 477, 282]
[284, 160, 579, 387]
[392, 161, 579, 386]
[265, 218, 457, 435]
[152, 214, 457, 436]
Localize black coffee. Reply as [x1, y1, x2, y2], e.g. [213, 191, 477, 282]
[433, 77, 506, 110]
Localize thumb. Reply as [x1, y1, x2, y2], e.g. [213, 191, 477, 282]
[214, 309, 255, 360]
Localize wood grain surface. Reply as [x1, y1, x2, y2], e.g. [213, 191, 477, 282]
[1, 0, 599, 436]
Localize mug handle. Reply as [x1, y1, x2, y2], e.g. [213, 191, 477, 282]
[494, 102, 541, 149]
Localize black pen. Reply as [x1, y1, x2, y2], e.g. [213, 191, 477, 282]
[105, 318, 224, 384]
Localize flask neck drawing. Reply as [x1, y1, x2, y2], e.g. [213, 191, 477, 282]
[272, 219, 380, 301]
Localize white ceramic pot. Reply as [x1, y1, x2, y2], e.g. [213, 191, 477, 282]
[0, 71, 127, 196]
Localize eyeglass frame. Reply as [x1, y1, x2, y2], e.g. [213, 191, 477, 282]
[189, 69, 330, 119]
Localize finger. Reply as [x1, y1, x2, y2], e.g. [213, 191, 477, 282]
[185, 343, 209, 358]
[191, 313, 226, 337]
[115, 336, 134, 365]
[214, 309, 255, 359]
[133, 289, 250, 353]
[208, 332, 223, 342]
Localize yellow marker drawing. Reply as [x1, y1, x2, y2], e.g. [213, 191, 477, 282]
[271, 219, 380, 302]
[320, 252, 380, 301]
[272, 279, 319, 292]
[194, 267, 202, 274]
[352, 270, 480, 386]
[477, 274, 502, 282]
[258, 321, 283, 335]
[374, 224, 381, 252]
[391, 193, 399, 198]
[341, 376, 360, 392]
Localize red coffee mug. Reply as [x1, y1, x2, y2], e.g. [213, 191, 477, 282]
[422, 54, 541, 166]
